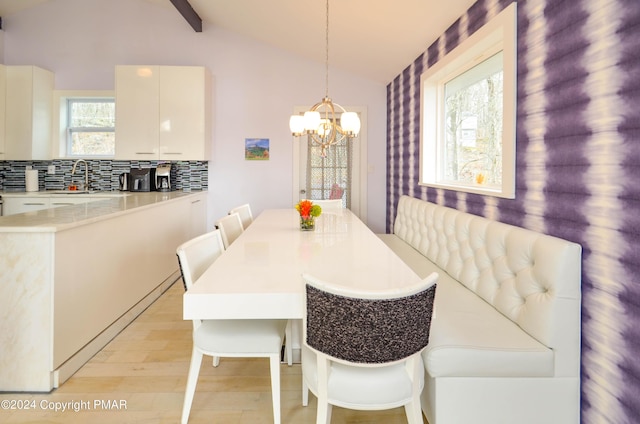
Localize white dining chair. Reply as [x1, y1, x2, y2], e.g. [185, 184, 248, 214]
[177, 229, 287, 424]
[226, 202, 290, 366]
[215, 212, 244, 248]
[329, 183, 344, 200]
[301, 272, 438, 424]
[310, 199, 343, 209]
[229, 203, 253, 229]
[218, 210, 294, 367]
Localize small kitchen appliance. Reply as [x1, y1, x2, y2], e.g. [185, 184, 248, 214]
[129, 168, 155, 192]
[119, 172, 130, 191]
[155, 163, 171, 192]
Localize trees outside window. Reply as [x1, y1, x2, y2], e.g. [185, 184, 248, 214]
[67, 98, 115, 157]
[444, 52, 503, 188]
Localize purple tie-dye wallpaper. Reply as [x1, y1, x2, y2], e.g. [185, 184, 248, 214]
[386, 0, 640, 423]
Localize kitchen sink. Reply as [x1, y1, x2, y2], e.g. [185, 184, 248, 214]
[47, 190, 128, 197]
[48, 190, 98, 194]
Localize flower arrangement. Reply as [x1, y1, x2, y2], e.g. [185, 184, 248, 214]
[295, 200, 322, 230]
[295, 200, 322, 218]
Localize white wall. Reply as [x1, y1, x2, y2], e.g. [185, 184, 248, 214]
[2, 0, 388, 232]
[0, 29, 4, 63]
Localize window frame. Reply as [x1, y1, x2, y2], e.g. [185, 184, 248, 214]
[53, 90, 116, 158]
[419, 3, 517, 199]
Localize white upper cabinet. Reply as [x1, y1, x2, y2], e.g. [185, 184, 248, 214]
[159, 66, 211, 160]
[115, 65, 211, 160]
[4, 66, 54, 160]
[114, 66, 160, 159]
[0, 65, 5, 160]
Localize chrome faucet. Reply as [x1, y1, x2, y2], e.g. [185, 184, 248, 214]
[71, 159, 89, 191]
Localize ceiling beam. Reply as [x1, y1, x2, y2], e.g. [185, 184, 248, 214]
[169, 0, 202, 32]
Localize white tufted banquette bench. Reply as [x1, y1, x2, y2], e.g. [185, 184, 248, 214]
[378, 195, 582, 424]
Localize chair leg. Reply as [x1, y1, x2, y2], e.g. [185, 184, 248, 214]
[269, 353, 281, 424]
[212, 356, 220, 367]
[316, 398, 332, 424]
[404, 398, 423, 424]
[285, 320, 293, 366]
[181, 348, 204, 424]
[404, 355, 424, 424]
[315, 353, 332, 424]
[302, 378, 309, 406]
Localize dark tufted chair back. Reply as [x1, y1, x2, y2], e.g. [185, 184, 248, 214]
[304, 273, 437, 364]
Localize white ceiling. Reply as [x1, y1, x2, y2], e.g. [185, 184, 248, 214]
[0, 0, 477, 83]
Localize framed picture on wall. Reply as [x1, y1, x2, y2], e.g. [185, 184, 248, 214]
[245, 138, 270, 160]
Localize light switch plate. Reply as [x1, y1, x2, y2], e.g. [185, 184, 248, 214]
[48, 165, 56, 175]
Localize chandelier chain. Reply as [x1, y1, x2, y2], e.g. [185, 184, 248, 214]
[288, 0, 360, 156]
[325, 0, 329, 98]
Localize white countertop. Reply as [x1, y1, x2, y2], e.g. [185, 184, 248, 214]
[0, 190, 206, 233]
[0, 190, 129, 197]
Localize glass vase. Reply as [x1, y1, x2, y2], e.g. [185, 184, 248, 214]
[300, 216, 315, 231]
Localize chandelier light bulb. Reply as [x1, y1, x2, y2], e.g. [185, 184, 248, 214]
[289, 115, 305, 136]
[340, 112, 361, 136]
[304, 111, 321, 134]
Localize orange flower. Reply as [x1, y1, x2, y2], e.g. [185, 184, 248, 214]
[295, 200, 322, 218]
[297, 200, 312, 217]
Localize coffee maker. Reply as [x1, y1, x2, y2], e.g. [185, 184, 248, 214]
[155, 163, 171, 192]
[129, 168, 155, 192]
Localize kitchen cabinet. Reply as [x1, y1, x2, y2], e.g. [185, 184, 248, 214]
[114, 66, 159, 159]
[189, 194, 206, 239]
[49, 196, 99, 208]
[2, 195, 113, 216]
[0, 65, 5, 160]
[3, 197, 51, 215]
[52, 192, 206, 381]
[115, 65, 211, 160]
[0, 191, 207, 391]
[4, 66, 54, 160]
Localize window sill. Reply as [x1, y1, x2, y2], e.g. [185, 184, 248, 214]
[419, 181, 515, 199]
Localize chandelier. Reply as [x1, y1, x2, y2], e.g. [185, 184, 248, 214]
[289, 0, 361, 157]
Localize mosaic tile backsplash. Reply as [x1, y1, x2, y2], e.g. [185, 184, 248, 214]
[0, 160, 208, 192]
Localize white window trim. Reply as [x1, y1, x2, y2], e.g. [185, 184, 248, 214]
[52, 90, 115, 158]
[420, 3, 517, 199]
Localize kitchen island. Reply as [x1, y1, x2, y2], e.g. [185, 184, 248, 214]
[0, 191, 207, 392]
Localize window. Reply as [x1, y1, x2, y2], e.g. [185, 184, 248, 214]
[66, 98, 115, 157]
[420, 3, 516, 198]
[305, 128, 352, 209]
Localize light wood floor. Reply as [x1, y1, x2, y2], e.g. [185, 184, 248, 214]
[1, 281, 423, 423]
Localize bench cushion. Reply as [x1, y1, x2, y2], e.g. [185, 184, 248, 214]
[389, 195, 582, 378]
[378, 234, 443, 278]
[379, 234, 554, 378]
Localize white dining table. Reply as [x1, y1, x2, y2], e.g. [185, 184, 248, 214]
[183, 208, 422, 321]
